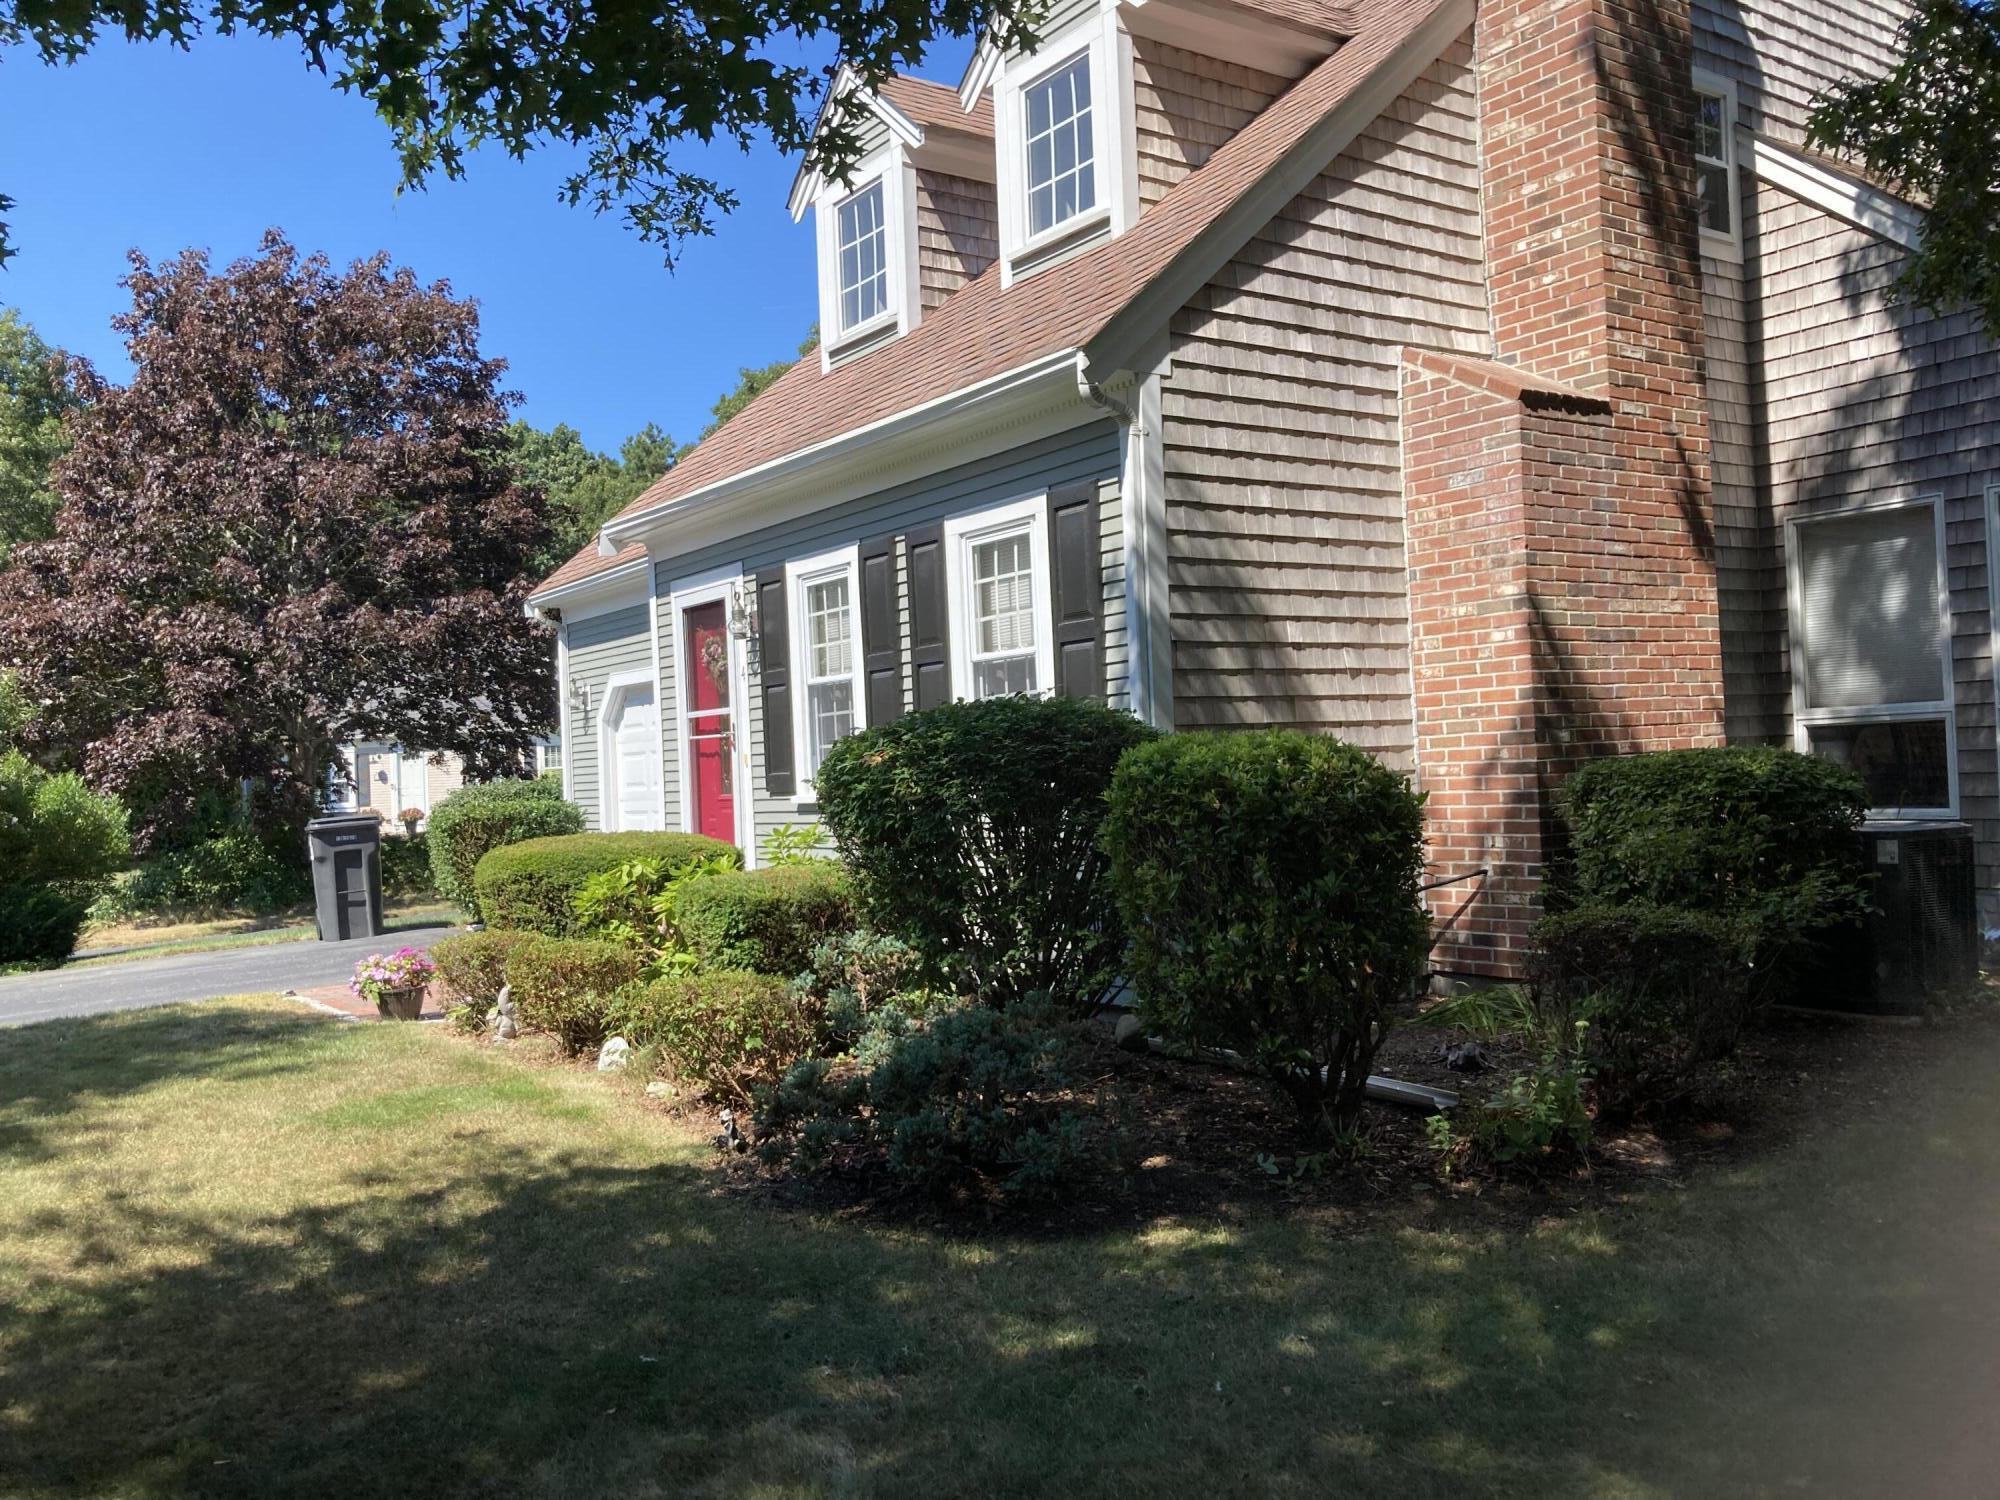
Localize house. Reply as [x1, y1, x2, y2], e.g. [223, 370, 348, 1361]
[528, 0, 1998, 980]
[325, 738, 563, 832]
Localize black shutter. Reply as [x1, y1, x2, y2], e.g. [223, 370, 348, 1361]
[859, 533, 905, 726]
[1047, 479, 1104, 700]
[905, 522, 951, 712]
[756, 568, 795, 796]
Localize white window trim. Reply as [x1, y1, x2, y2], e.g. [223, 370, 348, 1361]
[1693, 68, 1743, 263]
[994, 10, 1136, 286]
[786, 542, 865, 808]
[555, 621, 574, 803]
[814, 145, 920, 367]
[668, 567, 756, 863]
[596, 668, 666, 833]
[944, 494, 1055, 702]
[1786, 493, 1958, 820]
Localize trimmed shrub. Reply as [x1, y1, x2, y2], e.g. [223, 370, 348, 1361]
[427, 775, 583, 920]
[1534, 901, 1756, 1108]
[379, 832, 439, 900]
[503, 935, 642, 1054]
[814, 695, 1159, 1010]
[0, 885, 91, 967]
[1556, 746, 1869, 998]
[0, 750, 131, 963]
[755, 999, 1103, 1201]
[1103, 730, 1429, 1139]
[475, 832, 738, 938]
[570, 849, 739, 963]
[610, 971, 820, 1107]
[432, 929, 535, 1005]
[670, 862, 856, 977]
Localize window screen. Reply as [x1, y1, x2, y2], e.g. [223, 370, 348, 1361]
[1797, 506, 1944, 711]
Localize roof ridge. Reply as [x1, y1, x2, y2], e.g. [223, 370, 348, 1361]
[534, 0, 1461, 597]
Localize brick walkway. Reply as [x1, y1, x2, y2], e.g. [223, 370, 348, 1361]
[288, 982, 447, 1023]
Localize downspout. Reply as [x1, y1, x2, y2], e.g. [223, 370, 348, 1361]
[1079, 350, 1172, 730]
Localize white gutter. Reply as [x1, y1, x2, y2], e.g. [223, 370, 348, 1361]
[525, 555, 651, 614]
[600, 347, 1088, 554]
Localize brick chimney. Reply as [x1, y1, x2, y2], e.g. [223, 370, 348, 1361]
[1402, 0, 1726, 979]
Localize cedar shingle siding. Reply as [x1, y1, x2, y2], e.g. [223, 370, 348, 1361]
[1159, 37, 1488, 761]
[914, 170, 997, 311]
[1698, 0, 2000, 917]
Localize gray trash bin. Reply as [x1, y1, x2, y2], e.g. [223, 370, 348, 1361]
[305, 814, 384, 941]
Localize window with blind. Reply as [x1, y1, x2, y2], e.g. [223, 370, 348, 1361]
[1791, 501, 1954, 814]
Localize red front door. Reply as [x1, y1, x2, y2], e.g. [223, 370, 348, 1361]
[683, 600, 736, 845]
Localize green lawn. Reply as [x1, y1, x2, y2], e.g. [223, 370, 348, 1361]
[3, 999, 1998, 1498]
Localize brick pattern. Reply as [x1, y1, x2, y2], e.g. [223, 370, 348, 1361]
[1407, 0, 1728, 976]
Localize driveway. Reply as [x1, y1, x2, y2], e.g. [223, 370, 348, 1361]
[0, 925, 459, 1028]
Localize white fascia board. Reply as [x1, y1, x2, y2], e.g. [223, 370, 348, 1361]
[788, 65, 928, 221]
[1082, 0, 1474, 377]
[526, 557, 651, 616]
[960, 35, 1001, 108]
[1749, 135, 1924, 253]
[602, 348, 1090, 554]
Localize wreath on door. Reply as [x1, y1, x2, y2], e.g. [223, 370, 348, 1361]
[700, 636, 729, 693]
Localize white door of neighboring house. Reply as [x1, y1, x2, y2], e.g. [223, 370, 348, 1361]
[610, 685, 663, 831]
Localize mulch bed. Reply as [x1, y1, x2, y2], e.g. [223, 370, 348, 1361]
[696, 1003, 1990, 1237]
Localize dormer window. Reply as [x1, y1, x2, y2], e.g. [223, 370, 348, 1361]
[1024, 53, 1096, 237]
[836, 180, 890, 330]
[810, 150, 919, 365]
[988, 13, 1136, 286]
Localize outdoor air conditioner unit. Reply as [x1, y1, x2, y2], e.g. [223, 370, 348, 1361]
[1830, 821, 1980, 1013]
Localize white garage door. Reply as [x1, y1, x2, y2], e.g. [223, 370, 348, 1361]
[611, 686, 662, 831]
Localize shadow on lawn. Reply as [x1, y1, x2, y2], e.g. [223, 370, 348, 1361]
[0, 1002, 332, 1162]
[6, 1005, 2000, 1497]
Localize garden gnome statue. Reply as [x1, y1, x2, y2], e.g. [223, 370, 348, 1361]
[495, 984, 519, 1040]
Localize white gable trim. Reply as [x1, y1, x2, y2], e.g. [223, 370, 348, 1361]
[1083, 0, 1474, 377]
[788, 65, 929, 221]
[1749, 135, 1924, 253]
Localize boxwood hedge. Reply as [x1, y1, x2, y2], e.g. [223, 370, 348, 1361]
[427, 774, 583, 920]
[474, 832, 738, 937]
[669, 862, 856, 977]
[1103, 729, 1429, 1138]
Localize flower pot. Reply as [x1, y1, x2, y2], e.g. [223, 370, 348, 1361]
[375, 985, 427, 1022]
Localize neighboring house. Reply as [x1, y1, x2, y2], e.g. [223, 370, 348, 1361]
[529, 0, 1997, 979]
[326, 739, 562, 831]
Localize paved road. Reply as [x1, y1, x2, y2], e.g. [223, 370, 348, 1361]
[0, 925, 458, 1028]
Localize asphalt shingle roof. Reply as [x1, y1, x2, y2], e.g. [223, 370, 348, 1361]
[532, 0, 1445, 599]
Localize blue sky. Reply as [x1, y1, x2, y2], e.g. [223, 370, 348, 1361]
[0, 31, 973, 454]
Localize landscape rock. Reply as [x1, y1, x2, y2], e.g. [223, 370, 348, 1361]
[1113, 1012, 1149, 1052]
[644, 1081, 673, 1100]
[597, 1036, 632, 1071]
